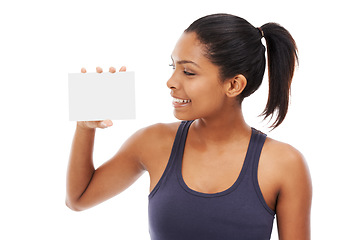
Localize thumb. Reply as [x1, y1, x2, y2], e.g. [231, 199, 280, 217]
[99, 119, 113, 128]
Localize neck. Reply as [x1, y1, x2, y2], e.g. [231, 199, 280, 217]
[192, 105, 251, 144]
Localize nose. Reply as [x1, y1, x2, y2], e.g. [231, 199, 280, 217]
[166, 71, 179, 90]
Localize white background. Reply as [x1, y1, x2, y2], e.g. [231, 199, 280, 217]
[1, 0, 341, 239]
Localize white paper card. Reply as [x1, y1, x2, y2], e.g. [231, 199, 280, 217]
[68, 71, 135, 121]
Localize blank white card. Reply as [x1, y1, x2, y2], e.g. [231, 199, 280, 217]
[68, 71, 135, 121]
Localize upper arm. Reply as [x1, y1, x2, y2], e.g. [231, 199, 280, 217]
[74, 124, 161, 210]
[275, 145, 312, 240]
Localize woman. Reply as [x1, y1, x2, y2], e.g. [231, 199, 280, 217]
[66, 13, 312, 240]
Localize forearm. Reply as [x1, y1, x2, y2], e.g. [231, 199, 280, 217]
[66, 123, 96, 210]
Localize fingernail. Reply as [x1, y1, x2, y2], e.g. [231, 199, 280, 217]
[109, 67, 116, 73]
[100, 122, 107, 128]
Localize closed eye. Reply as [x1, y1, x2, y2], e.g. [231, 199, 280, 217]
[169, 64, 196, 76]
[183, 70, 195, 76]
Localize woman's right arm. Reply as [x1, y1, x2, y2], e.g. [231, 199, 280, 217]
[66, 124, 96, 211]
[66, 123, 147, 211]
[66, 66, 146, 211]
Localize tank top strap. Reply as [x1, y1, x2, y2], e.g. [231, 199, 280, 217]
[171, 120, 193, 168]
[173, 120, 193, 170]
[247, 128, 267, 176]
[248, 128, 267, 168]
[148, 120, 193, 199]
[249, 128, 274, 215]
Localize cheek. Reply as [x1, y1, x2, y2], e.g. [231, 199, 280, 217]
[189, 80, 226, 111]
[193, 80, 225, 101]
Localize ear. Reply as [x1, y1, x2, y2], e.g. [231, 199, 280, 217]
[224, 74, 247, 98]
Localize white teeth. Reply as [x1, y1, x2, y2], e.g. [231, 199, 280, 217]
[173, 98, 191, 103]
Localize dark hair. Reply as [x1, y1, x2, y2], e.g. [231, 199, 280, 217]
[184, 13, 298, 129]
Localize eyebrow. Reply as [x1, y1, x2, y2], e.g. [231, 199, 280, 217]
[171, 56, 201, 69]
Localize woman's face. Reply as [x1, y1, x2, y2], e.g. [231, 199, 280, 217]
[167, 32, 229, 121]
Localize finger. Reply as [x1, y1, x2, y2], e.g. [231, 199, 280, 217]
[81, 68, 87, 73]
[96, 66, 103, 73]
[119, 66, 126, 72]
[109, 66, 116, 73]
[99, 119, 113, 128]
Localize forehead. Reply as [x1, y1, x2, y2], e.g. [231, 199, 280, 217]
[171, 32, 206, 63]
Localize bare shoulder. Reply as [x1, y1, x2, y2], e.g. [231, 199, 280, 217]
[262, 137, 308, 171]
[261, 137, 311, 192]
[125, 122, 181, 171]
[132, 122, 180, 145]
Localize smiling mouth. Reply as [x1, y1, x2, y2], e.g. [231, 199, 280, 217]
[173, 98, 192, 103]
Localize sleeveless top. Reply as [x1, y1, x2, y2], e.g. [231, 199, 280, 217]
[148, 121, 275, 240]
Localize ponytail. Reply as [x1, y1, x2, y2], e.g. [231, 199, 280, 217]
[260, 23, 298, 128]
[185, 14, 298, 129]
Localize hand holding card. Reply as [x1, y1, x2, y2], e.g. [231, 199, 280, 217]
[68, 66, 135, 129]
